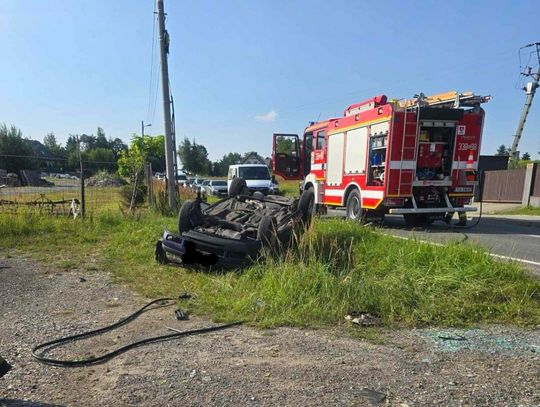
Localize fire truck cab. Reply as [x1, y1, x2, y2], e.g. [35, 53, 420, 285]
[272, 91, 490, 226]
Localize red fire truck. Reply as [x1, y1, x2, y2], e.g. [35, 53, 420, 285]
[272, 91, 490, 226]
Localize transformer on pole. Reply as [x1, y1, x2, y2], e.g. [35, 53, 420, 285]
[510, 42, 540, 162]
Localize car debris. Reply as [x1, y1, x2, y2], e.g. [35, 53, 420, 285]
[345, 311, 381, 327]
[156, 178, 314, 268]
[0, 355, 12, 378]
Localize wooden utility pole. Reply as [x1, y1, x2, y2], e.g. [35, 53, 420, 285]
[157, 0, 177, 212]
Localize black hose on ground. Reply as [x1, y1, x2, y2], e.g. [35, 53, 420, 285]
[32, 297, 242, 367]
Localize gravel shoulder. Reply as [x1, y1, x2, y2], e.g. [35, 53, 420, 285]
[1, 253, 539, 407]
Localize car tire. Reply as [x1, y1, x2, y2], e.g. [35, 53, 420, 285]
[257, 215, 278, 248]
[178, 200, 197, 233]
[229, 177, 249, 197]
[298, 188, 315, 226]
[345, 189, 363, 221]
[155, 241, 169, 264]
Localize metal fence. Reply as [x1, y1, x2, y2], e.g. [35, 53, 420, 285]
[0, 155, 124, 217]
[532, 165, 540, 198]
[481, 168, 526, 203]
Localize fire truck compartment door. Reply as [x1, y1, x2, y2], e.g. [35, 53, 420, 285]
[344, 127, 368, 174]
[326, 132, 345, 186]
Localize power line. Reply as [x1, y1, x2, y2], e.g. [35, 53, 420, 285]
[146, 5, 158, 125]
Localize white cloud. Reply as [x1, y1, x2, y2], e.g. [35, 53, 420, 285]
[255, 110, 278, 122]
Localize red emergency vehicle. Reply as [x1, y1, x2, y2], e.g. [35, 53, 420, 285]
[272, 91, 490, 225]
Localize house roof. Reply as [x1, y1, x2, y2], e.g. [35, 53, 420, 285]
[27, 140, 65, 161]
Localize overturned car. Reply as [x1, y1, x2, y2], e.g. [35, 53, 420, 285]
[156, 178, 314, 268]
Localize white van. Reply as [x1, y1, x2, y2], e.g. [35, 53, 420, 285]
[227, 164, 278, 195]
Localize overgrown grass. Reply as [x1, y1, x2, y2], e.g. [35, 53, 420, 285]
[495, 205, 540, 216]
[1, 212, 538, 328]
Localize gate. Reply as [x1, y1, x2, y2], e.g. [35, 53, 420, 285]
[481, 168, 526, 202]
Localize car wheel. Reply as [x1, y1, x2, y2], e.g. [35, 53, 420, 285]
[229, 177, 249, 197]
[178, 200, 197, 233]
[298, 188, 315, 226]
[346, 189, 363, 221]
[257, 215, 277, 248]
[155, 241, 169, 264]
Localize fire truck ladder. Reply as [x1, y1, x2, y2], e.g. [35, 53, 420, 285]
[397, 103, 420, 196]
[399, 91, 490, 109]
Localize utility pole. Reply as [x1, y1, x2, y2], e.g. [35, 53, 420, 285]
[157, 0, 177, 212]
[141, 120, 151, 137]
[510, 42, 540, 162]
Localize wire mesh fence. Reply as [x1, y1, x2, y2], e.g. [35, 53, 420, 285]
[0, 154, 125, 217]
[0, 154, 204, 218]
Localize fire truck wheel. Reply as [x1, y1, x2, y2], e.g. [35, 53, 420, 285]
[403, 214, 433, 227]
[228, 177, 249, 197]
[298, 188, 315, 225]
[345, 189, 363, 221]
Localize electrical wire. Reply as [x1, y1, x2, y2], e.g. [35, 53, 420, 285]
[146, 5, 158, 124]
[32, 298, 242, 367]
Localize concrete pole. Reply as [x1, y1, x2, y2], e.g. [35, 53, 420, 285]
[510, 43, 540, 162]
[157, 0, 177, 212]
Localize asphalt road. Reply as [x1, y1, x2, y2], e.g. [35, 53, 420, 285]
[327, 209, 540, 274]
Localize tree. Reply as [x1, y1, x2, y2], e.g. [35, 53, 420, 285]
[118, 134, 166, 179]
[495, 144, 510, 156]
[109, 137, 128, 159]
[86, 147, 116, 171]
[213, 152, 242, 176]
[275, 136, 294, 155]
[43, 132, 65, 157]
[79, 134, 96, 151]
[65, 135, 80, 170]
[522, 152, 531, 161]
[0, 123, 35, 172]
[178, 137, 212, 175]
[95, 127, 109, 149]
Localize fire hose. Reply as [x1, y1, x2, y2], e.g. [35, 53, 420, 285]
[32, 297, 242, 367]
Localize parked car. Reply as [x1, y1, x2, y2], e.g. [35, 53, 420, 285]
[156, 179, 314, 267]
[192, 178, 205, 187]
[176, 172, 188, 187]
[206, 180, 228, 197]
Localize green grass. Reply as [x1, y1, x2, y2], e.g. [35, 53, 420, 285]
[277, 178, 300, 197]
[0, 212, 538, 328]
[495, 205, 540, 216]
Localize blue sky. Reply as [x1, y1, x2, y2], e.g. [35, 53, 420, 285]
[1, 0, 538, 160]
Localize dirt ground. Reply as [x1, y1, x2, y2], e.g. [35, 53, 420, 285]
[0, 253, 539, 407]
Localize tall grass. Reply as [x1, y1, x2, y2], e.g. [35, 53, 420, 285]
[0, 213, 538, 328]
